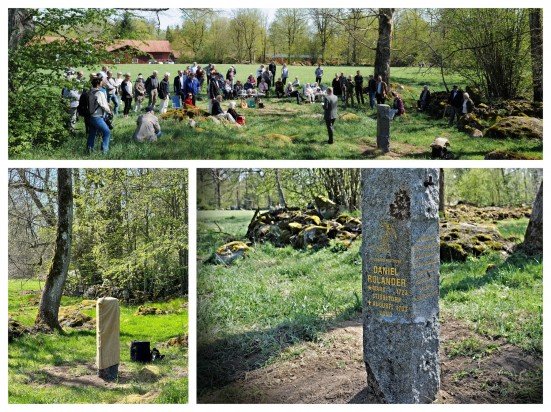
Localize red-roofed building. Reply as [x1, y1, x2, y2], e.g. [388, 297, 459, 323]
[41, 37, 175, 64]
[106, 40, 174, 64]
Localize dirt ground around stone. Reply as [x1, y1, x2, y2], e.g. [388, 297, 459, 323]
[358, 141, 426, 159]
[199, 315, 542, 404]
[31, 362, 188, 403]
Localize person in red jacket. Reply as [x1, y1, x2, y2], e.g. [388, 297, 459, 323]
[389, 91, 405, 119]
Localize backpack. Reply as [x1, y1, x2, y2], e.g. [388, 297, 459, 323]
[77, 90, 99, 118]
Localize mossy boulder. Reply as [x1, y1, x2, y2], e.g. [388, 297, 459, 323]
[136, 306, 165, 316]
[8, 318, 29, 342]
[215, 241, 253, 265]
[293, 225, 330, 249]
[165, 335, 188, 348]
[305, 215, 321, 225]
[440, 221, 514, 262]
[314, 195, 339, 219]
[458, 112, 486, 132]
[288, 222, 303, 233]
[440, 242, 468, 261]
[339, 113, 360, 121]
[464, 125, 484, 137]
[485, 117, 543, 140]
[465, 85, 483, 105]
[59, 312, 95, 328]
[484, 150, 541, 160]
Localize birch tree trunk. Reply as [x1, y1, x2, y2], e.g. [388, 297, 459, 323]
[35, 168, 73, 331]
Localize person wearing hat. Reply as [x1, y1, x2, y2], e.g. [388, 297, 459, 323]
[133, 105, 162, 142]
[120, 72, 133, 118]
[134, 74, 145, 112]
[447, 84, 463, 127]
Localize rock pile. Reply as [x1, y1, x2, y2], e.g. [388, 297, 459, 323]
[439, 205, 531, 262]
[245, 196, 361, 250]
[444, 204, 531, 224]
[424, 91, 543, 142]
[440, 222, 514, 262]
[212, 203, 530, 265]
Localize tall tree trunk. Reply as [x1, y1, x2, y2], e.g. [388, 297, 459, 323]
[439, 168, 445, 217]
[35, 168, 73, 331]
[374, 8, 394, 84]
[517, 181, 542, 256]
[529, 9, 543, 102]
[274, 169, 287, 208]
[8, 9, 34, 92]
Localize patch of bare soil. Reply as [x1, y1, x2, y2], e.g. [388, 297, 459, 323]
[37, 363, 135, 389]
[359, 141, 427, 159]
[199, 315, 542, 404]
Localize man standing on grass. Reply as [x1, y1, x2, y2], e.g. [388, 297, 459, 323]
[354, 70, 365, 105]
[315, 64, 324, 85]
[447, 85, 463, 127]
[323, 87, 338, 144]
[367, 74, 377, 109]
[174, 69, 185, 104]
[158, 72, 171, 114]
[145, 70, 159, 110]
[269, 60, 277, 88]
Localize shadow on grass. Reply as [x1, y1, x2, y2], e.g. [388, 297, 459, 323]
[197, 310, 360, 399]
[440, 252, 541, 297]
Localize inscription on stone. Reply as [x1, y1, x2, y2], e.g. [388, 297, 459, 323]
[361, 168, 440, 403]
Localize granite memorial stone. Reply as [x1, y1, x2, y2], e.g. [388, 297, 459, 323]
[97, 297, 120, 381]
[361, 168, 440, 403]
[376, 104, 391, 153]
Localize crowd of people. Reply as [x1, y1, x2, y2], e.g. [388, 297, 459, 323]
[61, 61, 474, 152]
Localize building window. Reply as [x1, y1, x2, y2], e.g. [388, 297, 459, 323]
[132, 58, 139, 64]
[114, 58, 120, 64]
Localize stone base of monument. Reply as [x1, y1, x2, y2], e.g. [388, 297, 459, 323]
[98, 364, 119, 381]
[364, 314, 440, 403]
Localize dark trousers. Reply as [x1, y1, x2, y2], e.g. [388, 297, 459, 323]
[376, 93, 385, 105]
[123, 97, 132, 116]
[316, 76, 322, 84]
[355, 87, 365, 104]
[448, 106, 461, 126]
[369, 92, 376, 109]
[325, 118, 335, 143]
[290, 90, 303, 104]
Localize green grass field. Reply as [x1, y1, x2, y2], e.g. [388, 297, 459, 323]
[12, 65, 542, 160]
[197, 211, 542, 394]
[8, 280, 188, 404]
